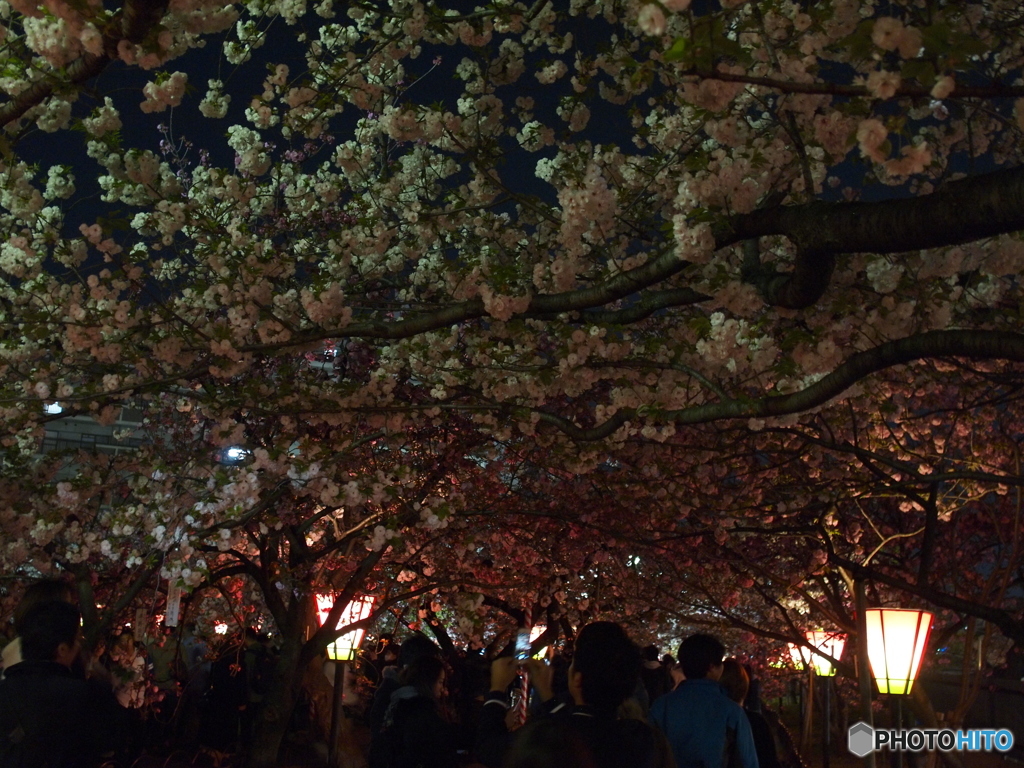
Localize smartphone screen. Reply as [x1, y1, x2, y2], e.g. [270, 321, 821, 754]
[515, 629, 531, 660]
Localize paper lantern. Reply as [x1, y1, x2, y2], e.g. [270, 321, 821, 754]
[865, 608, 933, 695]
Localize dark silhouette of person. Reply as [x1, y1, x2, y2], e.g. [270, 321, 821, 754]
[502, 717, 596, 768]
[649, 634, 758, 768]
[640, 644, 673, 705]
[370, 655, 457, 768]
[478, 621, 673, 768]
[368, 633, 442, 738]
[1, 578, 77, 678]
[0, 601, 123, 767]
[719, 659, 780, 768]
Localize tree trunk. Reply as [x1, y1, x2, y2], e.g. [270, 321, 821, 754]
[247, 631, 305, 768]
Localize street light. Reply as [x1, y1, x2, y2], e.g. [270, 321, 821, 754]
[864, 608, 933, 768]
[789, 642, 811, 669]
[316, 593, 375, 768]
[806, 630, 846, 677]
[864, 608, 932, 695]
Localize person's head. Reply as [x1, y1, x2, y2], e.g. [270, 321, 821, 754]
[503, 718, 597, 768]
[114, 632, 135, 655]
[397, 633, 441, 669]
[719, 658, 750, 705]
[13, 578, 76, 634]
[399, 654, 446, 700]
[569, 621, 640, 715]
[641, 644, 661, 663]
[19, 601, 82, 667]
[677, 633, 726, 680]
[661, 653, 675, 666]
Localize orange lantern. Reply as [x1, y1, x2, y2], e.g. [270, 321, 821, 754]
[865, 608, 933, 695]
[316, 594, 375, 662]
[805, 630, 846, 677]
[788, 642, 811, 670]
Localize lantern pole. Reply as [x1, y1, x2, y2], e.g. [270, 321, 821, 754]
[328, 658, 346, 768]
[318, 594, 375, 768]
[822, 673, 831, 768]
[805, 631, 846, 768]
[892, 696, 903, 768]
[854, 581, 876, 768]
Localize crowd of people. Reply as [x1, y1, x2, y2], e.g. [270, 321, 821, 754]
[0, 579, 286, 766]
[362, 623, 786, 768]
[0, 577, 791, 768]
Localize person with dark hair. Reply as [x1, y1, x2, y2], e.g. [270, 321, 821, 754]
[369, 654, 457, 768]
[649, 634, 758, 768]
[478, 621, 673, 768]
[719, 660, 780, 768]
[641, 645, 673, 705]
[368, 632, 442, 739]
[0, 601, 122, 767]
[1, 578, 77, 677]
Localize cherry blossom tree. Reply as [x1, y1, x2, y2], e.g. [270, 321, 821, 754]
[4, 0, 1024, 762]
[3, 0, 1024, 444]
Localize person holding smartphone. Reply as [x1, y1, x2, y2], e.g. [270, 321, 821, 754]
[475, 622, 674, 768]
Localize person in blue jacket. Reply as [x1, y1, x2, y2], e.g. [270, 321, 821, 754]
[649, 634, 759, 768]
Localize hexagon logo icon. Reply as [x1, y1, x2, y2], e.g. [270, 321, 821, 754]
[848, 722, 875, 757]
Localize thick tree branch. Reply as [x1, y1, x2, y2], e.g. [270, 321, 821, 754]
[719, 165, 1024, 308]
[0, 54, 109, 128]
[536, 287, 709, 325]
[917, 487, 940, 587]
[684, 68, 1024, 100]
[535, 330, 1024, 440]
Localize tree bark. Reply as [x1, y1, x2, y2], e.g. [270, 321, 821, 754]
[719, 165, 1024, 308]
[247, 628, 305, 768]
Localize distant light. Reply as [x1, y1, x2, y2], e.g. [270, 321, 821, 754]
[214, 622, 228, 635]
[805, 631, 846, 677]
[43, 403, 63, 414]
[220, 446, 250, 464]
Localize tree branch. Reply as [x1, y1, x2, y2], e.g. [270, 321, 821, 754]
[684, 68, 1024, 101]
[829, 551, 1024, 645]
[0, 0, 167, 128]
[719, 165, 1024, 308]
[535, 330, 1024, 439]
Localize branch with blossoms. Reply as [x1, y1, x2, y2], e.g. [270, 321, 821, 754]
[770, 428, 1024, 487]
[0, 0, 168, 128]
[533, 330, 1024, 440]
[723, 164, 1024, 308]
[143, 162, 1024, 362]
[678, 68, 1024, 101]
[766, 427, 1024, 489]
